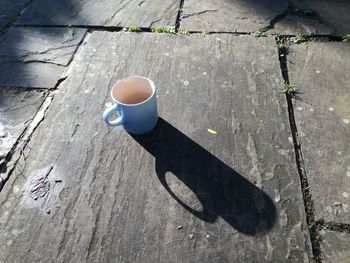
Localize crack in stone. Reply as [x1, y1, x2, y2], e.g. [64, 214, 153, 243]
[138, 1, 145, 7]
[149, 18, 163, 28]
[261, 10, 289, 32]
[181, 9, 219, 19]
[103, 0, 132, 25]
[0, 0, 34, 36]
[0, 93, 51, 191]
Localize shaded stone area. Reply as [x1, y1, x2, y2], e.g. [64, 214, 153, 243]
[0, 32, 311, 262]
[0, 27, 86, 88]
[16, 0, 180, 28]
[268, 13, 332, 35]
[288, 42, 350, 224]
[320, 230, 350, 262]
[269, 0, 350, 35]
[0, 88, 45, 167]
[0, 0, 29, 31]
[180, 0, 288, 32]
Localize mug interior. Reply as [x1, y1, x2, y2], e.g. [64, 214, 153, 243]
[112, 77, 154, 105]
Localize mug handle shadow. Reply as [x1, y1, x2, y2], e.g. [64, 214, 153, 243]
[155, 164, 216, 223]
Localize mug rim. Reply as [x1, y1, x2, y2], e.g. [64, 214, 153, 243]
[110, 76, 156, 107]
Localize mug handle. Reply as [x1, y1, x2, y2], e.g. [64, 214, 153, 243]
[103, 103, 124, 126]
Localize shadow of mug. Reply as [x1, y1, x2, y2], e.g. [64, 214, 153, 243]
[132, 118, 276, 236]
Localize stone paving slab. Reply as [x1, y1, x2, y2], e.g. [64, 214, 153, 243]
[288, 42, 350, 224]
[0, 27, 86, 88]
[0, 88, 45, 167]
[180, 0, 288, 32]
[0, 32, 311, 262]
[268, 0, 350, 35]
[16, 0, 179, 28]
[320, 230, 350, 263]
[287, 0, 350, 35]
[267, 14, 333, 35]
[0, 0, 29, 31]
[269, 0, 350, 35]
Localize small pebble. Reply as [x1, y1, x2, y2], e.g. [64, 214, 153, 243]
[206, 234, 210, 238]
[183, 80, 189, 86]
[316, 70, 320, 74]
[202, 72, 207, 75]
[343, 192, 349, 198]
[45, 209, 51, 215]
[165, 53, 170, 56]
[346, 171, 350, 177]
[84, 90, 89, 93]
[105, 102, 112, 107]
[297, 107, 303, 111]
[166, 91, 170, 95]
[177, 225, 183, 230]
[189, 233, 194, 239]
[288, 137, 293, 144]
[328, 107, 334, 112]
[337, 151, 342, 155]
[343, 119, 349, 124]
[309, 108, 314, 112]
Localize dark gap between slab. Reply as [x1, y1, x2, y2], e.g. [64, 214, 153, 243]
[276, 37, 322, 263]
[175, 0, 185, 32]
[15, 24, 125, 31]
[316, 220, 350, 234]
[12, 24, 349, 42]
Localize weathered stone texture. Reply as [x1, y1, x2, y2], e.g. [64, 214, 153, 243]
[320, 230, 350, 263]
[0, 28, 86, 88]
[0, 32, 310, 262]
[16, 0, 180, 28]
[288, 42, 350, 224]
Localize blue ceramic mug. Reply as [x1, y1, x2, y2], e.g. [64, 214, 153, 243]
[103, 76, 158, 134]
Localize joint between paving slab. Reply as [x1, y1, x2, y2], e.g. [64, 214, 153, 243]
[12, 24, 349, 43]
[316, 220, 350, 234]
[276, 40, 322, 262]
[175, 0, 185, 32]
[15, 24, 125, 32]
